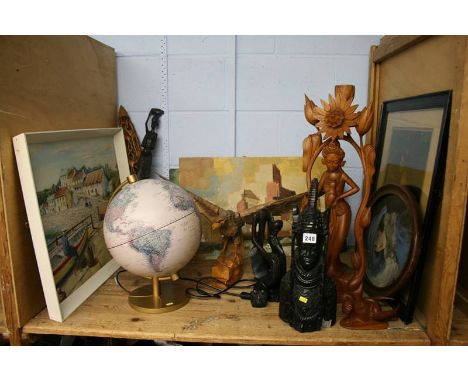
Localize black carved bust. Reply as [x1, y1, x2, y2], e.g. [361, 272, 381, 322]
[279, 178, 337, 332]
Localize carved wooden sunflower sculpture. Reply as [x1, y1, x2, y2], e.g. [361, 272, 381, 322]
[301, 85, 395, 330]
[304, 85, 361, 140]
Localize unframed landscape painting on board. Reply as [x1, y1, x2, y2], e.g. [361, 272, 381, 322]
[176, 157, 325, 243]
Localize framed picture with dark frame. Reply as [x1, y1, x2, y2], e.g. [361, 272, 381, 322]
[370, 90, 452, 324]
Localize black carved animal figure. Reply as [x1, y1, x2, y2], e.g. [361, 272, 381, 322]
[243, 209, 287, 307]
[279, 178, 337, 332]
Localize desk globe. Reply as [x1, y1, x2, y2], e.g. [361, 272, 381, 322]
[103, 175, 201, 313]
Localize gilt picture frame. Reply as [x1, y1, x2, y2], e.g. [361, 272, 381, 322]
[13, 128, 130, 322]
[371, 91, 452, 323]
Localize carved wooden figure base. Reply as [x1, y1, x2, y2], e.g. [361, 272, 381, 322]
[340, 316, 389, 330]
[340, 288, 394, 330]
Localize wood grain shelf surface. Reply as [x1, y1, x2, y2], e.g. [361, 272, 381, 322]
[23, 259, 429, 345]
[0, 298, 6, 333]
[450, 307, 468, 345]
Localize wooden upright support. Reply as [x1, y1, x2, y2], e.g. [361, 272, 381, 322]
[369, 36, 468, 344]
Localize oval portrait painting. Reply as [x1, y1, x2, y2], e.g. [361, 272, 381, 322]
[365, 185, 421, 296]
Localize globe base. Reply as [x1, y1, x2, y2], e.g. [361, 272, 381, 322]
[128, 278, 188, 314]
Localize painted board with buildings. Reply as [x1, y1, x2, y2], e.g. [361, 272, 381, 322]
[13, 128, 130, 322]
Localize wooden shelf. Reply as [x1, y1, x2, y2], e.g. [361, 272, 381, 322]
[450, 307, 468, 345]
[0, 298, 6, 334]
[23, 259, 429, 345]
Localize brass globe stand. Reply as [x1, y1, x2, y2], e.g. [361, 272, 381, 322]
[128, 273, 189, 314]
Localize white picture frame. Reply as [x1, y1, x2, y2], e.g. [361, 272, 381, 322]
[13, 128, 130, 322]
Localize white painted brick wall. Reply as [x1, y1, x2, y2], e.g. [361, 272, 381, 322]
[168, 56, 230, 111]
[167, 36, 234, 55]
[116, 57, 162, 112]
[236, 55, 336, 111]
[166, 36, 236, 167]
[237, 35, 275, 54]
[91, 35, 382, 243]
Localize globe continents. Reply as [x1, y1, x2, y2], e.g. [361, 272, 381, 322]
[103, 177, 201, 278]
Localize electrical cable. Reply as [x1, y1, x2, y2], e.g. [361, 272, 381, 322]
[114, 269, 131, 294]
[114, 269, 256, 300]
[179, 276, 256, 299]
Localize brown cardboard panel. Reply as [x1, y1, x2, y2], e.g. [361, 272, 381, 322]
[0, 36, 117, 329]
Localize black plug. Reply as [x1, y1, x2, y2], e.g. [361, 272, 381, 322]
[240, 282, 269, 308]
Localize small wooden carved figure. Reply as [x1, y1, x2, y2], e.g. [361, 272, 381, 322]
[279, 179, 337, 332]
[137, 108, 164, 180]
[211, 210, 245, 285]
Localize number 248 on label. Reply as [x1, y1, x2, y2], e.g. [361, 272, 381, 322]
[302, 233, 317, 243]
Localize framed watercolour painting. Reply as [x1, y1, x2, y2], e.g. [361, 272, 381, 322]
[371, 91, 452, 323]
[374, 91, 452, 217]
[13, 128, 130, 322]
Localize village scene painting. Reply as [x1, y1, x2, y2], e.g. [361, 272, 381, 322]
[29, 136, 120, 302]
[175, 157, 325, 245]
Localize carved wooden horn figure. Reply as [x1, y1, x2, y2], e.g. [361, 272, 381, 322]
[118, 106, 141, 175]
[302, 84, 394, 330]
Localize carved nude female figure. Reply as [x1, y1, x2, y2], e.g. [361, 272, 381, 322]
[318, 140, 359, 282]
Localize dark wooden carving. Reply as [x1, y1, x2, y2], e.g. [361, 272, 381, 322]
[279, 179, 337, 332]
